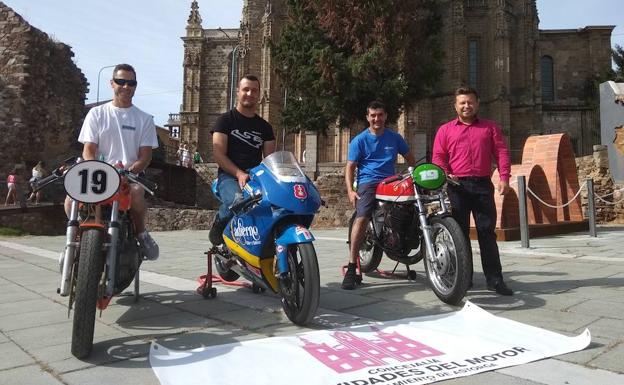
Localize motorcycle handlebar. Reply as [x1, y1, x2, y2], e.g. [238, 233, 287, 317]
[446, 177, 461, 187]
[120, 170, 158, 195]
[33, 172, 61, 192]
[229, 193, 262, 213]
[383, 171, 460, 188]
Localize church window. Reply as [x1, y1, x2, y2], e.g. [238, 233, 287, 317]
[468, 39, 479, 89]
[541, 55, 554, 101]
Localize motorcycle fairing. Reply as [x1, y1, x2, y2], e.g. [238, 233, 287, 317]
[275, 224, 316, 244]
[221, 234, 279, 292]
[223, 206, 273, 258]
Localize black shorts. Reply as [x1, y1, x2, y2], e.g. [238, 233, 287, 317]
[355, 182, 378, 218]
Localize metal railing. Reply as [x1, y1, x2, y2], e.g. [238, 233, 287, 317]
[517, 176, 624, 247]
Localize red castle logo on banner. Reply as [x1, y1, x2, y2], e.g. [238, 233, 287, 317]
[299, 327, 443, 373]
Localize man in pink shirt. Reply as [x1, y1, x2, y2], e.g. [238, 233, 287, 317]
[432, 86, 513, 296]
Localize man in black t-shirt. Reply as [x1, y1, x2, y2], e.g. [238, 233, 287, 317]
[209, 74, 276, 245]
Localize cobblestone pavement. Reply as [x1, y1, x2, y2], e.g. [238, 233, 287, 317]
[1, 226, 623, 385]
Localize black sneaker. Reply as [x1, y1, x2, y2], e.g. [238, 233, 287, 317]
[341, 266, 358, 290]
[487, 280, 513, 296]
[209, 216, 227, 245]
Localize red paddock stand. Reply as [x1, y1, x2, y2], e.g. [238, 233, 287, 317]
[196, 248, 250, 299]
[340, 259, 418, 283]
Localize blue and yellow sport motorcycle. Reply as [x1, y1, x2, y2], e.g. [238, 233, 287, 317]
[203, 151, 321, 325]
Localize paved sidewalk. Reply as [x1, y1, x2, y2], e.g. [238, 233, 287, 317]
[1, 226, 623, 385]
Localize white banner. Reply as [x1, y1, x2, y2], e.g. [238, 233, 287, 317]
[149, 302, 590, 385]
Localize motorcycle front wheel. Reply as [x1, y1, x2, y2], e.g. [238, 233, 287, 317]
[280, 243, 320, 325]
[348, 212, 383, 273]
[424, 216, 470, 306]
[71, 229, 105, 359]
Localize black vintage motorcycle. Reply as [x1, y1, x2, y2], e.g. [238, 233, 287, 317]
[348, 163, 470, 305]
[35, 158, 157, 358]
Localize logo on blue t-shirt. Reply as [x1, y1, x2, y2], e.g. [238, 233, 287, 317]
[121, 125, 136, 131]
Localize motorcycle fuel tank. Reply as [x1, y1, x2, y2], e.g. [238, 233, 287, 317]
[375, 175, 416, 202]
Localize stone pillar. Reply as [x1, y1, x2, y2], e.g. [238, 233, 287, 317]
[304, 130, 318, 180]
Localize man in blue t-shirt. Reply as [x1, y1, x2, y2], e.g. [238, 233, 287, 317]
[343, 100, 416, 289]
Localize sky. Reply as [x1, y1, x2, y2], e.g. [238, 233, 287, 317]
[4, 0, 623, 127]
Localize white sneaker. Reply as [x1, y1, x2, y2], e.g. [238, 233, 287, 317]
[138, 231, 159, 261]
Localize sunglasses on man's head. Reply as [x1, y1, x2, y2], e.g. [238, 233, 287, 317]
[113, 78, 137, 87]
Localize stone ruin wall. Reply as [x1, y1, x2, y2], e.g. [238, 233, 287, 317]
[576, 145, 624, 223]
[0, 2, 87, 194]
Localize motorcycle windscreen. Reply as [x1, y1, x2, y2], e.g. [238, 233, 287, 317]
[252, 151, 321, 214]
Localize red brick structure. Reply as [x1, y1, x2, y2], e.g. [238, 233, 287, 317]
[489, 133, 587, 240]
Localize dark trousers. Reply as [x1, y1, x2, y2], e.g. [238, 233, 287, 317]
[447, 178, 503, 284]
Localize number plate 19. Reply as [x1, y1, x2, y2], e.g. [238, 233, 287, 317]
[64, 160, 121, 203]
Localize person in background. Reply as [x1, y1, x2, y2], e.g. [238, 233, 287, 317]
[4, 168, 19, 206]
[177, 142, 192, 168]
[28, 161, 47, 204]
[193, 149, 203, 164]
[432, 86, 513, 296]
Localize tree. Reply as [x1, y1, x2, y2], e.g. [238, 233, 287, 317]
[273, 0, 443, 134]
[613, 44, 624, 82]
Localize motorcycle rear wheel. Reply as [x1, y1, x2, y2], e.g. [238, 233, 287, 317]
[71, 229, 105, 359]
[280, 243, 320, 325]
[424, 216, 470, 306]
[348, 212, 383, 273]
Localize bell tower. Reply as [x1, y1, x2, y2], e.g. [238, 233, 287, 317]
[181, 1, 205, 153]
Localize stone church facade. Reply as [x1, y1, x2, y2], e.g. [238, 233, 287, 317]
[178, 0, 614, 167]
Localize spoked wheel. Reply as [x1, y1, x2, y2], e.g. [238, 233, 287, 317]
[424, 216, 470, 306]
[214, 255, 239, 282]
[348, 212, 382, 273]
[280, 243, 320, 325]
[71, 229, 105, 359]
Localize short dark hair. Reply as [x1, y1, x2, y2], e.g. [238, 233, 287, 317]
[455, 86, 479, 100]
[367, 100, 386, 113]
[113, 64, 136, 78]
[239, 74, 260, 88]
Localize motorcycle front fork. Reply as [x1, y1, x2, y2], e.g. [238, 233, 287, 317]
[104, 200, 121, 298]
[414, 193, 437, 264]
[59, 199, 80, 297]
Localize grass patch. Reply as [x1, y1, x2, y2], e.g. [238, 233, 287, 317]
[0, 227, 27, 236]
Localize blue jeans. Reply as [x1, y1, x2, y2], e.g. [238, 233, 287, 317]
[216, 172, 243, 221]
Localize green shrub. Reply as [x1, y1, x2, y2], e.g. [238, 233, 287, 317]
[0, 227, 27, 236]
